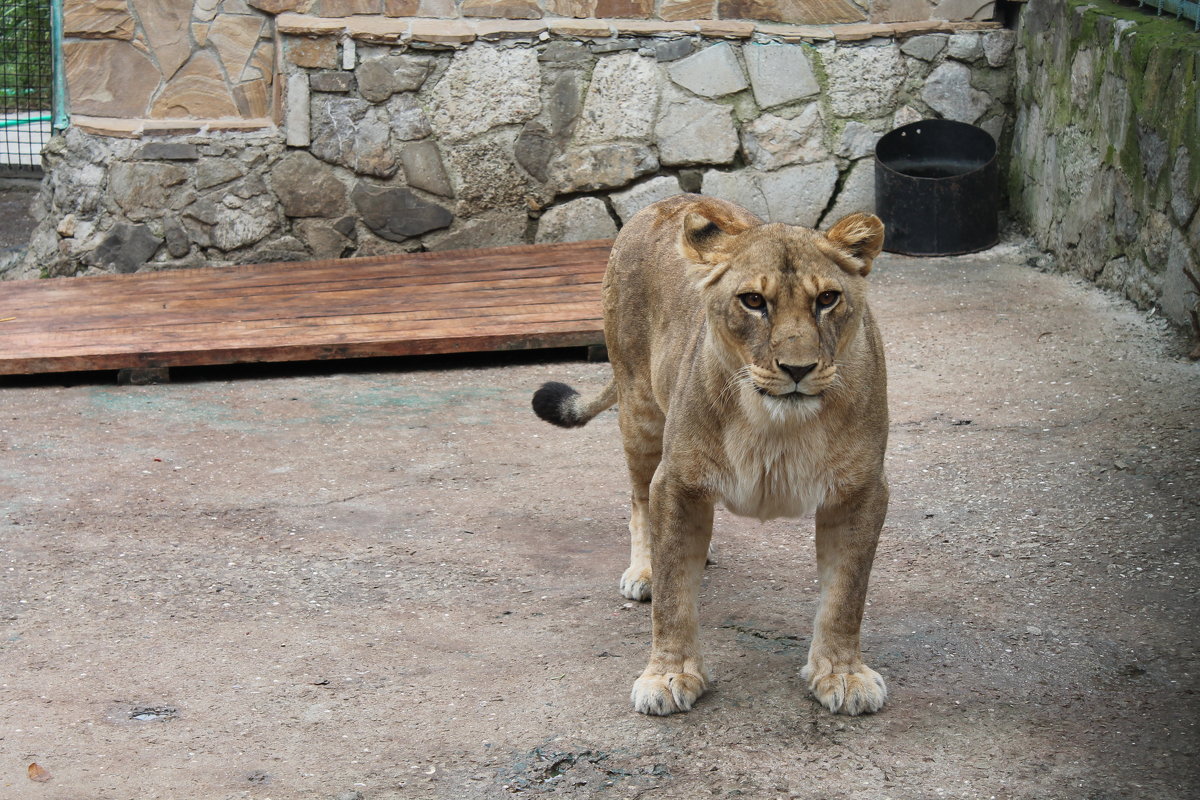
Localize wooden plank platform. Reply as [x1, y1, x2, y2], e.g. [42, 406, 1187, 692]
[0, 239, 612, 376]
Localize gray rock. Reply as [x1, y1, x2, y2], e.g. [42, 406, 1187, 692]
[426, 215, 527, 251]
[1171, 147, 1197, 225]
[743, 43, 819, 109]
[351, 183, 453, 241]
[538, 40, 592, 67]
[655, 90, 739, 167]
[741, 104, 827, 171]
[162, 215, 190, 258]
[821, 42, 906, 119]
[387, 94, 432, 141]
[900, 35, 946, 62]
[655, 38, 694, 63]
[836, 121, 881, 160]
[921, 61, 991, 124]
[244, 235, 310, 265]
[310, 95, 397, 177]
[195, 159, 246, 190]
[1137, 123, 1167, 187]
[760, 161, 839, 227]
[983, 31, 1015, 68]
[109, 162, 190, 221]
[356, 55, 434, 103]
[535, 197, 617, 243]
[135, 142, 199, 161]
[430, 46, 540, 143]
[270, 151, 347, 218]
[309, 71, 356, 93]
[545, 71, 584, 140]
[946, 34, 983, 62]
[285, 73, 310, 148]
[576, 52, 661, 145]
[591, 39, 640, 55]
[1161, 229, 1198, 327]
[610, 176, 682, 223]
[550, 144, 659, 194]
[701, 170, 768, 220]
[667, 42, 748, 99]
[211, 193, 278, 251]
[293, 218, 354, 259]
[400, 141, 454, 198]
[514, 121, 557, 184]
[820, 159, 875, 227]
[93, 223, 161, 273]
[445, 131, 539, 215]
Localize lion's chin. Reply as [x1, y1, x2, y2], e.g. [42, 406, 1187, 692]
[755, 389, 823, 423]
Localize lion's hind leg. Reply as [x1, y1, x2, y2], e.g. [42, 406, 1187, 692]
[617, 395, 663, 601]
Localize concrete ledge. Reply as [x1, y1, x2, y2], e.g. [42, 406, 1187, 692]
[70, 116, 277, 139]
[275, 13, 1001, 44]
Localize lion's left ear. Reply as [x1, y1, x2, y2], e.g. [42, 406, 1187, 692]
[825, 213, 885, 276]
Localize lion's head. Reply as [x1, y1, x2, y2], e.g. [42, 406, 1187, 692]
[678, 209, 885, 416]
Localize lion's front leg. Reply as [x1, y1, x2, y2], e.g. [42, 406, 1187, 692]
[630, 480, 713, 715]
[804, 479, 889, 716]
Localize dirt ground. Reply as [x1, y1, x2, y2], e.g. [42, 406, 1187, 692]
[1, 238, 1197, 800]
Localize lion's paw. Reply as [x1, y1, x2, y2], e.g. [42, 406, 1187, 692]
[801, 662, 886, 716]
[619, 566, 652, 601]
[631, 670, 708, 716]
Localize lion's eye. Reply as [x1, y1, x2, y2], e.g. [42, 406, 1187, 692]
[739, 293, 767, 312]
[816, 290, 841, 309]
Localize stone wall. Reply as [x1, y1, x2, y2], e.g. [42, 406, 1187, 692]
[1009, 0, 1199, 329]
[11, 4, 1013, 278]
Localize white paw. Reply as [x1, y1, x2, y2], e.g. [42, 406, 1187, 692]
[630, 670, 708, 716]
[619, 566, 652, 601]
[801, 662, 887, 716]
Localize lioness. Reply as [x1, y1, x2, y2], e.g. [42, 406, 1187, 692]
[532, 195, 889, 716]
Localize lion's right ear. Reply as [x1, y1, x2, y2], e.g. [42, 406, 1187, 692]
[679, 212, 739, 266]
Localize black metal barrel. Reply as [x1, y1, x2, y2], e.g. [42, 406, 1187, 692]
[874, 119, 998, 256]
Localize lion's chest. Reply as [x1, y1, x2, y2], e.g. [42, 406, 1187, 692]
[717, 426, 831, 522]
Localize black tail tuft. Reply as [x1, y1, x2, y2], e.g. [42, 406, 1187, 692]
[532, 381, 584, 428]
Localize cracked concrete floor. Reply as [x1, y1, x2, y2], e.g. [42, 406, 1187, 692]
[1, 240, 1197, 800]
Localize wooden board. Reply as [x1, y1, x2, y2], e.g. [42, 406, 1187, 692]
[0, 239, 612, 375]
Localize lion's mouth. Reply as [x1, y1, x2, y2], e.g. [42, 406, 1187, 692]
[754, 386, 816, 399]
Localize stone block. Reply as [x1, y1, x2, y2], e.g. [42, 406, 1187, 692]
[821, 42, 907, 119]
[921, 61, 990, 124]
[427, 215, 528, 250]
[271, 151, 348, 218]
[462, 0, 543, 18]
[64, 40, 159, 118]
[548, 19, 615, 38]
[660, 0, 714, 21]
[430, 47, 541, 143]
[820, 158, 875, 226]
[311, 95, 397, 177]
[135, 143, 200, 161]
[610, 176, 683, 223]
[743, 43, 820, 109]
[576, 52, 661, 145]
[357, 55, 435, 102]
[982, 30, 1015, 68]
[741, 104, 828, 171]
[162, 216, 191, 258]
[759, 161, 839, 226]
[384, 0, 457, 16]
[211, 193, 279, 252]
[654, 38, 695, 62]
[899, 34, 946, 62]
[946, 33, 982, 62]
[287, 36, 339, 69]
[248, 0, 308, 12]
[151, 51, 240, 119]
[836, 121, 881, 160]
[515, 122, 558, 184]
[293, 218, 355, 260]
[196, 159, 247, 191]
[401, 140, 455, 197]
[655, 91, 739, 167]
[65, 0, 134, 39]
[717, 0, 864, 24]
[596, 0, 654, 16]
[352, 183, 454, 241]
[209, 14, 267, 83]
[110, 162, 191, 222]
[667, 43, 748, 99]
[446, 131, 541, 214]
[550, 144, 659, 193]
[286, 74, 311, 147]
[408, 20, 477, 45]
[132, 0, 192, 79]
[871, 0, 933, 23]
[535, 197, 617, 243]
[320, 0, 384, 15]
[388, 94, 433, 141]
[702, 170, 769, 220]
[93, 224, 162, 274]
[310, 72, 357, 93]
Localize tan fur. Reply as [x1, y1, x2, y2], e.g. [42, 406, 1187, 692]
[537, 194, 890, 716]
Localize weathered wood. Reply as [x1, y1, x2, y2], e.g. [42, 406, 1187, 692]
[0, 240, 612, 376]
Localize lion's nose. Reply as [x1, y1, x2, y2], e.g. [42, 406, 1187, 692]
[777, 362, 817, 382]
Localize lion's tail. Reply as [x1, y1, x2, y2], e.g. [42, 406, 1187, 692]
[531, 379, 618, 429]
